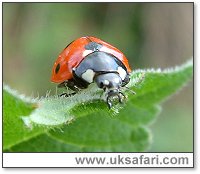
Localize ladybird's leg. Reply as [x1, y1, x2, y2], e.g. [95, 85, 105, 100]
[106, 96, 113, 109]
[106, 91, 127, 108]
[57, 80, 79, 97]
[57, 81, 67, 88]
[64, 79, 80, 92]
[117, 92, 126, 103]
[57, 80, 80, 92]
[57, 81, 70, 97]
[59, 92, 76, 97]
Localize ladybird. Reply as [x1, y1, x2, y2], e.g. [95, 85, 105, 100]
[51, 36, 132, 108]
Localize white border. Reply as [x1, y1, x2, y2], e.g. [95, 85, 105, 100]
[2, 153, 194, 168]
[1, 1, 198, 173]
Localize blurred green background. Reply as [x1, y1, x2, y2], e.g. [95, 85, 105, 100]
[3, 3, 193, 152]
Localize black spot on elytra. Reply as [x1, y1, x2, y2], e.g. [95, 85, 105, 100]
[85, 42, 103, 51]
[55, 63, 60, 74]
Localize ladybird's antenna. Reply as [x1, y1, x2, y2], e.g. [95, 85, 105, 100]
[123, 86, 136, 95]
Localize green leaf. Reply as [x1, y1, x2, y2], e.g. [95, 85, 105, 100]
[128, 60, 193, 107]
[3, 85, 44, 150]
[8, 134, 82, 152]
[48, 112, 150, 152]
[3, 59, 193, 152]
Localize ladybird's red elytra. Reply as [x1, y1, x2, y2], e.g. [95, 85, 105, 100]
[51, 36, 133, 108]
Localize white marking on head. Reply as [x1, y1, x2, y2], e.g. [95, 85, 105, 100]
[82, 50, 93, 57]
[117, 67, 127, 80]
[81, 69, 95, 83]
[104, 80, 109, 86]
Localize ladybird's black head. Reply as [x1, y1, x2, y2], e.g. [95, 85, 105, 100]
[94, 73, 125, 108]
[94, 73, 122, 90]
